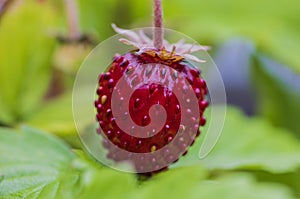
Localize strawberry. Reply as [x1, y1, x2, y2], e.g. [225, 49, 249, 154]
[94, 25, 209, 174]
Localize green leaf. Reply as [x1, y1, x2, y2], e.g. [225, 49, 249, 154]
[27, 93, 76, 137]
[172, 106, 300, 173]
[0, 127, 137, 199]
[130, 168, 296, 199]
[251, 54, 300, 138]
[0, 3, 57, 125]
[252, 170, 300, 198]
[60, 150, 137, 199]
[78, 164, 136, 199]
[196, 173, 296, 199]
[26, 91, 89, 148]
[0, 127, 78, 199]
[126, 166, 208, 199]
[0, 124, 298, 199]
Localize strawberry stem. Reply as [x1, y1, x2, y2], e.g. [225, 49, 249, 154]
[64, 0, 81, 40]
[153, 0, 163, 49]
[0, 0, 12, 17]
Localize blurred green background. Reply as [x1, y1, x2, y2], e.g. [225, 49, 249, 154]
[0, 0, 300, 198]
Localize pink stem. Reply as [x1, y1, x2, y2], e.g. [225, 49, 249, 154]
[64, 0, 80, 40]
[0, 0, 8, 14]
[153, 0, 163, 49]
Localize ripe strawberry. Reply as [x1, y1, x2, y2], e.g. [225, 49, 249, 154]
[95, 26, 209, 173]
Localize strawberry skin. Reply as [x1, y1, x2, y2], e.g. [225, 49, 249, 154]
[95, 49, 208, 173]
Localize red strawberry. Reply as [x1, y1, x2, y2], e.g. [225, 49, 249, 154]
[95, 26, 209, 174]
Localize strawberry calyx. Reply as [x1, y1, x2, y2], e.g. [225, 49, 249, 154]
[112, 24, 210, 63]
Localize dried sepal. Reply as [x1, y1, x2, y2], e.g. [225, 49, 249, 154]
[112, 24, 209, 63]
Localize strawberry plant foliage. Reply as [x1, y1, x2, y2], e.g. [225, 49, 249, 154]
[0, 127, 296, 199]
[130, 171, 296, 199]
[0, 127, 77, 198]
[251, 55, 300, 138]
[0, 2, 57, 125]
[1, 108, 300, 198]
[172, 106, 300, 173]
[27, 92, 77, 137]
[1, 0, 300, 198]
[0, 127, 136, 199]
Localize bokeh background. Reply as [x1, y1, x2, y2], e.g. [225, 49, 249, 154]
[0, 0, 300, 198]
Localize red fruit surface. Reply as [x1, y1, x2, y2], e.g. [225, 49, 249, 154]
[95, 49, 208, 173]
